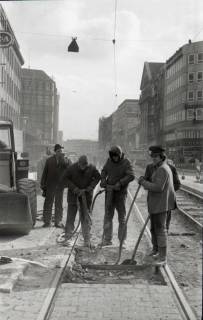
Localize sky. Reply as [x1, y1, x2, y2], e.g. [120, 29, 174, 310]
[0, 0, 203, 141]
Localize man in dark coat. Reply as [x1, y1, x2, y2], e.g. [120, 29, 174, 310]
[139, 145, 176, 265]
[40, 144, 71, 228]
[100, 146, 135, 246]
[62, 155, 100, 247]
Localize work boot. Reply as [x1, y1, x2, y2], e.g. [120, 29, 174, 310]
[148, 247, 158, 257]
[55, 222, 64, 228]
[120, 240, 126, 248]
[42, 222, 51, 228]
[154, 247, 167, 266]
[99, 239, 112, 247]
[84, 239, 92, 248]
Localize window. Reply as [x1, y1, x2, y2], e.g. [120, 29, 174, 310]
[198, 53, 203, 63]
[188, 54, 195, 64]
[197, 71, 203, 82]
[187, 109, 195, 120]
[188, 72, 195, 82]
[197, 90, 203, 101]
[188, 91, 194, 101]
[196, 108, 203, 120]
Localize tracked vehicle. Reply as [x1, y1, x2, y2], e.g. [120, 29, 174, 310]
[0, 120, 37, 235]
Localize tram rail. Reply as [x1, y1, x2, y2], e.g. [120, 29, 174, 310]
[33, 184, 200, 320]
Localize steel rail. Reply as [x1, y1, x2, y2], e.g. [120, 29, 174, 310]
[177, 206, 202, 231]
[128, 188, 198, 320]
[36, 185, 100, 320]
[134, 174, 203, 231]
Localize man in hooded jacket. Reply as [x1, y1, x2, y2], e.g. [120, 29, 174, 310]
[100, 146, 135, 246]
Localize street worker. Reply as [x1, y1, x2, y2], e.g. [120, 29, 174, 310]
[100, 145, 135, 247]
[40, 144, 71, 228]
[62, 155, 101, 247]
[144, 152, 180, 233]
[138, 145, 176, 265]
[37, 146, 53, 188]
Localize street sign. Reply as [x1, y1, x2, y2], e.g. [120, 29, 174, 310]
[0, 31, 13, 48]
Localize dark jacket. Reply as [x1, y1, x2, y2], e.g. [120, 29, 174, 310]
[62, 162, 101, 195]
[101, 152, 134, 193]
[41, 155, 70, 190]
[144, 162, 181, 191]
[142, 161, 176, 214]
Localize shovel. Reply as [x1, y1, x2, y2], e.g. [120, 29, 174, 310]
[115, 184, 141, 264]
[121, 215, 150, 265]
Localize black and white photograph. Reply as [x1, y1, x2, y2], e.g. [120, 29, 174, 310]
[0, 0, 202, 319]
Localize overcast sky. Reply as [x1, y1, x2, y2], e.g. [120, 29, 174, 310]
[1, 0, 203, 140]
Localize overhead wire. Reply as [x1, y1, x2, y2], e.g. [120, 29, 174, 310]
[113, 0, 118, 102]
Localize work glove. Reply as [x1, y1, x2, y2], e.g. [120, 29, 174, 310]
[41, 187, 46, 198]
[113, 182, 121, 191]
[138, 176, 145, 185]
[100, 180, 107, 188]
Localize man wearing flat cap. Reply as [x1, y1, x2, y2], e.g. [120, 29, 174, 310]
[61, 155, 100, 247]
[41, 144, 71, 228]
[138, 145, 176, 265]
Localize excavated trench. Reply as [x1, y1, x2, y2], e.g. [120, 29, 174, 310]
[62, 245, 166, 285]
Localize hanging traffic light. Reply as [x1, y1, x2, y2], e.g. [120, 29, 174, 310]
[68, 37, 79, 52]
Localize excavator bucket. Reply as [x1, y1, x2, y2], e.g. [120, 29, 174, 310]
[0, 192, 33, 235]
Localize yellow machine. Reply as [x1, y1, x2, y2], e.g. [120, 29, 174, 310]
[0, 120, 37, 235]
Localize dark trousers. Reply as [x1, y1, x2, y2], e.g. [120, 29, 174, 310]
[103, 190, 127, 242]
[43, 187, 64, 224]
[150, 212, 167, 250]
[65, 192, 92, 241]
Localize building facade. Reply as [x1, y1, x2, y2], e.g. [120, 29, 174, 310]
[112, 99, 140, 158]
[139, 62, 164, 150]
[164, 40, 203, 163]
[64, 139, 98, 165]
[0, 4, 24, 151]
[21, 68, 59, 163]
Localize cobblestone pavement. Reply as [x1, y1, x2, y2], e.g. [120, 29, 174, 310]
[0, 185, 192, 320]
[50, 283, 184, 320]
[49, 189, 185, 320]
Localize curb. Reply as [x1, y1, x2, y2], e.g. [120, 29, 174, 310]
[0, 261, 28, 293]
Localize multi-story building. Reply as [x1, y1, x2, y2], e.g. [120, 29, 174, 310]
[111, 99, 140, 161]
[0, 4, 24, 151]
[164, 40, 203, 163]
[98, 115, 112, 165]
[64, 139, 98, 165]
[21, 68, 59, 163]
[139, 62, 164, 150]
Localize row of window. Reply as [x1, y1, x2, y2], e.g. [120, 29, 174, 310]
[165, 129, 203, 141]
[166, 76, 184, 94]
[22, 80, 54, 92]
[188, 53, 203, 64]
[0, 103, 20, 128]
[0, 67, 21, 104]
[188, 90, 203, 101]
[166, 92, 185, 110]
[165, 107, 203, 126]
[166, 57, 185, 79]
[187, 108, 203, 120]
[188, 71, 203, 82]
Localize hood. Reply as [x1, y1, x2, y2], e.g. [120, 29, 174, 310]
[109, 145, 123, 161]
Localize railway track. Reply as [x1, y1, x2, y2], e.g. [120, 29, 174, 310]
[33, 185, 200, 320]
[134, 166, 203, 231]
[176, 188, 203, 230]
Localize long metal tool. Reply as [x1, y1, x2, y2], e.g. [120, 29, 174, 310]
[121, 215, 150, 265]
[115, 184, 141, 264]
